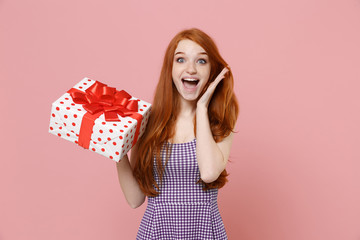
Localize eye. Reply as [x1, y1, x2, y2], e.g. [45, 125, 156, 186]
[198, 59, 207, 64]
[176, 57, 185, 63]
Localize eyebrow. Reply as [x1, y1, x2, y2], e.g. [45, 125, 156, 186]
[175, 51, 208, 56]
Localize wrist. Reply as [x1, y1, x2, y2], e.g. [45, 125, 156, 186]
[196, 104, 208, 113]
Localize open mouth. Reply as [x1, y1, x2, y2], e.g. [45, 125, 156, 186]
[181, 78, 200, 89]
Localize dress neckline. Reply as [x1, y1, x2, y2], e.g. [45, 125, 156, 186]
[166, 138, 196, 145]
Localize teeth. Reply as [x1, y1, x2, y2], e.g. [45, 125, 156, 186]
[183, 78, 198, 81]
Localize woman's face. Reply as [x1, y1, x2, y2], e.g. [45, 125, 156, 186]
[172, 39, 211, 102]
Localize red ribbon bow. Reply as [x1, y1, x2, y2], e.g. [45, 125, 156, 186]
[67, 80, 143, 150]
[69, 80, 139, 121]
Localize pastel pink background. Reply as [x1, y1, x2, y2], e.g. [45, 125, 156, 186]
[1, 0, 359, 239]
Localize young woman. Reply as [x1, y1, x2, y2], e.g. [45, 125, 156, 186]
[116, 28, 239, 239]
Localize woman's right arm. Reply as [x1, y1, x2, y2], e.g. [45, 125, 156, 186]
[116, 141, 146, 209]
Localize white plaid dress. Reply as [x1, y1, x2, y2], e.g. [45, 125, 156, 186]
[136, 139, 228, 240]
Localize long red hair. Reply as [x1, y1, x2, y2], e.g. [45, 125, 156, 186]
[133, 28, 239, 197]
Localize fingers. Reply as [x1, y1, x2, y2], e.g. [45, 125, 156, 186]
[198, 66, 231, 107]
[222, 66, 230, 74]
[213, 66, 230, 85]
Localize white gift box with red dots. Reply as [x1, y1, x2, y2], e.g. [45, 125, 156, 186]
[48, 77, 151, 162]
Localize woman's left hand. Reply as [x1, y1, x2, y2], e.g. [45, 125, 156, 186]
[197, 66, 229, 109]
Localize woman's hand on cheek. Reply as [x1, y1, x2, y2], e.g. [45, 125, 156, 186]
[197, 66, 229, 109]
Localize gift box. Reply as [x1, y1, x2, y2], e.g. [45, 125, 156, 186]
[48, 77, 151, 162]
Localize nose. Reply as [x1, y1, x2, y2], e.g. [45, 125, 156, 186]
[185, 62, 197, 74]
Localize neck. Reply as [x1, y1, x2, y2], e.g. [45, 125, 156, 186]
[178, 96, 197, 118]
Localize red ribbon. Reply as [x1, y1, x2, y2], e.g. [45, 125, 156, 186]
[67, 80, 143, 149]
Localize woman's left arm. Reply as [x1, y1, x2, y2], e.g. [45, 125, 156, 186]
[196, 67, 234, 183]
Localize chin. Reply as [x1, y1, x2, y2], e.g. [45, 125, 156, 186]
[179, 93, 199, 102]
[183, 96, 197, 102]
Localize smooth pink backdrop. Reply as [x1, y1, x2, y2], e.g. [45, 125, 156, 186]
[1, 0, 359, 239]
